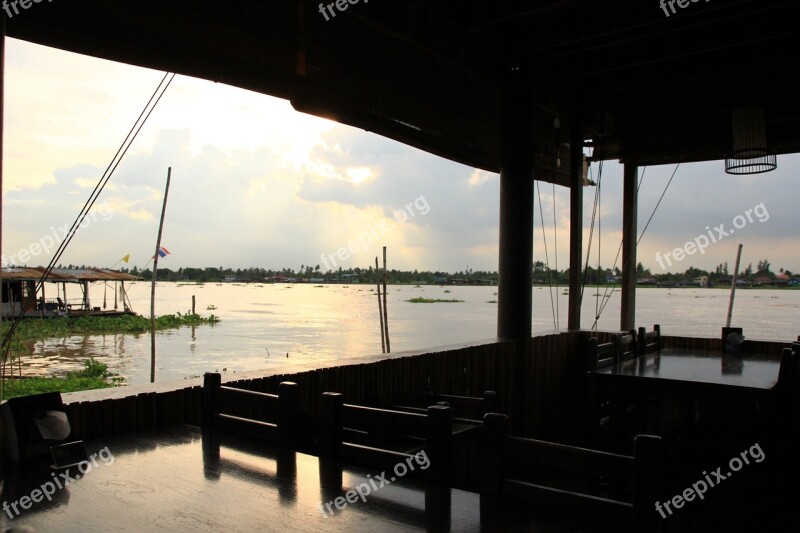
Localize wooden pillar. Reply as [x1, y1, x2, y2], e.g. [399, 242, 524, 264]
[425, 404, 452, 484]
[277, 381, 299, 448]
[1, 16, 5, 281]
[497, 80, 534, 340]
[319, 392, 343, 458]
[202, 372, 221, 430]
[621, 164, 638, 331]
[568, 124, 583, 330]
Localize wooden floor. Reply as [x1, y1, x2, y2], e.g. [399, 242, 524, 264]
[0, 425, 608, 533]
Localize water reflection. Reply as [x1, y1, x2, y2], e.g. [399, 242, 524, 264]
[11, 284, 800, 384]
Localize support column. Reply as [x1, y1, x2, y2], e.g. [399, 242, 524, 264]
[497, 81, 534, 340]
[620, 164, 638, 331]
[1, 17, 5, 281]
[567, 124, 583, 330]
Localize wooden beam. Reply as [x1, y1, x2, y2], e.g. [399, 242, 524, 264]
[620, 164, 638, 331]
[568, 123, 583, 330]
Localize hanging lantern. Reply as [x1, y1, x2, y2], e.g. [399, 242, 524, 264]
[724, 107, 777, 175]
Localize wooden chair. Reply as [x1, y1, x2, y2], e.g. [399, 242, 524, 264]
[202, 372, 299, 448]
[319, 392, 452, 483]
[587, 336, 620, 369]
[481, 413, 663, 532]
[637, 324, 662, 356]
[617, 330, 639, 363]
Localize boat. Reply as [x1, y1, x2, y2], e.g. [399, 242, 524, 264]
[1, 267, 139, 319]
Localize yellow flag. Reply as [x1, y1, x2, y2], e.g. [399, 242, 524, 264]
[121, 254, 131, 263]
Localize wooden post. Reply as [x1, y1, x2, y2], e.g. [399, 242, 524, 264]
[150, 168, 171, 383]
[480, 412, 508, 526]
[725, 243, 744, 328]
[568, 121, 584, 330]
[383, 246, 390, 353]
[375, 257, 385, 353]
[192, 295, 196, 315]
[497, 78, 534, 340]
[319, 392, 343, 458]
[278, 381, 299, 448]
[621, 164, 638, 331]
[425, 404, 452, 484]
[482, 390, 497, 415]
[202, 372, 221, 430]
[633, 434, 663, 532]
[0, 14, 5, 313]
[480, 413, 508, 496]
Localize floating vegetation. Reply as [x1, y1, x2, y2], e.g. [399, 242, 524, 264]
[1, 358, 123, 400]
[487, 300, 498, 304]
[0, 313, 220, 343]
[406, 298, 464, 303]
[443, 290, 452, 293]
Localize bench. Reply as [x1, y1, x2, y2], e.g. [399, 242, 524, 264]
[202, 372, 299, 448]
[319, 392, 453, 483]
[481, 413, 663, 531]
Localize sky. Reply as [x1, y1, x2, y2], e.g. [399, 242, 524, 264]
[2, 39, 799, 275]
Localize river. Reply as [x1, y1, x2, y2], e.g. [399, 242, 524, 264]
[18, 282, 800, 385]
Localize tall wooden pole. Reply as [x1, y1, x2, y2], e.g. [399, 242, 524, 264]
[150, 168, 171, 383]
[382, 246, 390, 353]
[375, 257, 385, 353]
[726, 244, 743, 328]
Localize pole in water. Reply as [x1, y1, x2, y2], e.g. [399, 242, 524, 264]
[192, 295, 196, 315]
[376, 256, 385, 353]
[725, 243, 744, 328]
[150, 167, 172, 383]
[383, 246, 390, 353]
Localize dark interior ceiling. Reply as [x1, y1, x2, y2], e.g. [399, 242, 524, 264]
[6, 0, 800, 186]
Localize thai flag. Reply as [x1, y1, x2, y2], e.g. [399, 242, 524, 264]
[154, 246, 171, 259]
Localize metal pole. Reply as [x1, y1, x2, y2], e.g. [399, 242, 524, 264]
[150, 168, 172, 383]
[726, 244, 743, 328]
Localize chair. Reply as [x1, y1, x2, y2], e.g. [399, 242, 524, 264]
[617, 330, 639, 362]
[319, 392, 453, 483]
[481, 413, 664, 532]
[637, 324, 662, 356]
[586, 336, 620, 370]
[202, 372, 300, 448]
[1, 391, 75, 462]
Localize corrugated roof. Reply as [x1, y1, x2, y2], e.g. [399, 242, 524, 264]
[0, 268, 139, 282]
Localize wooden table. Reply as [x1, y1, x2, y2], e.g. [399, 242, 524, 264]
[594, 348, 782, 392]
[589, 348, 782, 454]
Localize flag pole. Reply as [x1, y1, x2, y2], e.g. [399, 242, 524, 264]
[150, 168, 171, 383]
